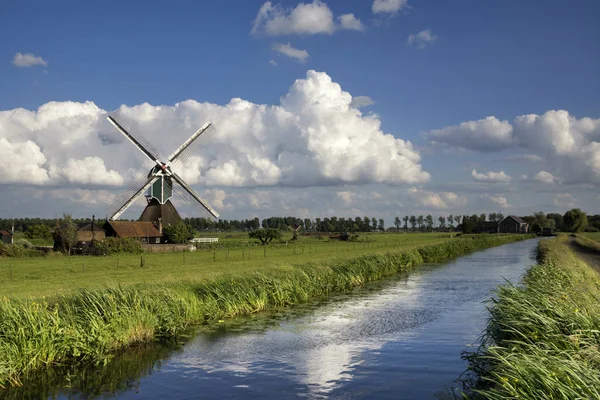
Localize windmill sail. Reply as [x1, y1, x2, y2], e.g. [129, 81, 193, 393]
[107, 113, 162, 163]
[107, 175, 158, 220]
[168, 123, 216, 171]
[171, 172, 219, 219]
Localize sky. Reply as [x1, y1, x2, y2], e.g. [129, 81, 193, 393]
[1, 0, 600, 223]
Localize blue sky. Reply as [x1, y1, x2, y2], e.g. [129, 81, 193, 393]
[1, 0, 600, 220]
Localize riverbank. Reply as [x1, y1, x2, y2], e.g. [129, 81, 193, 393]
[463, 235, 600, 399]
[0, 234, 531, 389]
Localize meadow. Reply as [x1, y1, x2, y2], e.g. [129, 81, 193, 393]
[463, 235, 600, 399]
[0, 233, 531, 388]
[0, 232, 452, 299]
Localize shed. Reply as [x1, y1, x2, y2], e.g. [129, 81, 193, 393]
[0, 230, 12, 244]
[103, 221, 164, 244]
[499, 216, 529, 234]
[472, 221, 500, 234]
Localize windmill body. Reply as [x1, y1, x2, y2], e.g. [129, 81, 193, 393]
[105, 115, 219, 228]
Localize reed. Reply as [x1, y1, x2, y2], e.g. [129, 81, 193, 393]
[463, 236, 600, 399]
[0, 234, 531, 389]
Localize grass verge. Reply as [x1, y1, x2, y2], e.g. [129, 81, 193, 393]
[0, 234, 531, 389]
[462, 235, 600, 399]
[573, 233, 600, 253]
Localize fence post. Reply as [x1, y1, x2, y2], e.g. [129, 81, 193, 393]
[213, 251, 216, 262]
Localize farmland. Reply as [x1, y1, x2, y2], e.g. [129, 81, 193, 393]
[0, 232, 453, 299]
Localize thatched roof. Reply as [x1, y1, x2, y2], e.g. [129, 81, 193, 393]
[103, 221, 162, 238]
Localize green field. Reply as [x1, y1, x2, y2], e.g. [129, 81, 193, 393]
[583, 232, 600, 242]
[0, 232, 454, 299]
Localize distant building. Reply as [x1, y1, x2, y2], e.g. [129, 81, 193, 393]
[541, 227, 554, 236]
[472, 221, 500, 234]
[499, 216, 529, 233]
[0, 230, 12, 244]
[103, 221, 165, 244]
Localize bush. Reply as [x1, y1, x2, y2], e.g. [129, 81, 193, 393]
[0, 243, 44, 258]
[95, 238, 143, 254]
[163, 223, 195, 244]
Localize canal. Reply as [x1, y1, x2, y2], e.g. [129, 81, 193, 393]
[8, 239, 539, 399]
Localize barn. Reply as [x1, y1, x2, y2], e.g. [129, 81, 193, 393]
[0, 230, 12, 244]
[76, 222, 106, 243]
[499, 216, 529, 233]
[103, 221, 165, 244]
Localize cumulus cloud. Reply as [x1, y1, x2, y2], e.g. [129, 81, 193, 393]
[252, 1, 364, 36]
[426, 110, 600, 185]
[0, 70, 429, 193]
[372, 0, 409, 14]
[252, 1, 335, 36]
[481, 194, 510, 209]
[533, 170, 562, 185]
[350, 96, 374, 109]
[269, 59, 277, 66]
[407, 187, 467, 209]
[272, 42, 310, 63]
[407, 29, 437, 49]
[554, 193, 576, 208]
[12, 52, 47, 67]
[426, 116, 514, 152]
[338, 14, 364, 31]
[471, 169, 512, 183]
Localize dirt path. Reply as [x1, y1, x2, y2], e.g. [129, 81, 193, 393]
[568, 237, 600, 273]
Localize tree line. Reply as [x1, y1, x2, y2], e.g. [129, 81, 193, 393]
[1, 209, 598, 236]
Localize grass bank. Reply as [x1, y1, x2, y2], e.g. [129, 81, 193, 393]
[574, 233, 600, 253]
[0, 234, 531, 389]
[463, 236, 600, 399]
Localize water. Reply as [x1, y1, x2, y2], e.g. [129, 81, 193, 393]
[9, 239, 539, 399]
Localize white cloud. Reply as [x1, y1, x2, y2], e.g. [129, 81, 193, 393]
[407, 29, 437, 49]
[269, 59, 278, 66]
[0, 70, 429, 193]
[40, 189, 118, 206]
[533, 170, 562, 185]
[0, 138, 49, 184]
[553, 193, 576, 209]
[252, 1, 335, 36]
[426, 110, 600, 185]
[272, 42, 310, 63]
[350, 96, 374, 109]
[426, 116, 514, 152]
[372, 0, 409, 14]
[336, 191, 356, 205]
[338, 13, 364, 31]
[12, 52, 47, 67]
[407, 187, 467, 209]
[481, 194, 510, 209]
[471, 169, 512, 183]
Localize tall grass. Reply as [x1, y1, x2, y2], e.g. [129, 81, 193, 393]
[574, 233, 600, 253]
[0, 234, 531, 389]
[463, 236, 600, 399]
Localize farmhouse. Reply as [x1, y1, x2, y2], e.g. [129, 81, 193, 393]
[103, 221, 165, 244]
[499, 216, 529, 234]
[0, 230, 12, 244]
[472, 222, 500, 234]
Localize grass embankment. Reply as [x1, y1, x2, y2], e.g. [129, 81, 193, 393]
[0, 233, 449, 299]
[574, 233, 600, 253]
[463, 236, 600, 399]
[0, 234, 531, 389]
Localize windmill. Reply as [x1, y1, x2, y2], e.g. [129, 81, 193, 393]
[105, 113, 220, 226]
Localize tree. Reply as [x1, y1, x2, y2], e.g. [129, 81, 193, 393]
[546, 213, 564, 231]
[425, 215, 434, 231]
[409, 215, 417, 231]
[25, 224, 52, 240]
[53, 214, 77, 254]
[417, 215, 424, 231]
[448, 214, 454, 230]
[371, 217, 378, 231]
[461, 215, 475, 234]
[248, 228, 282, 245]
[480, 213, 487, 222]
[563, 208, 588, 232]
[394, 216, 401, 231]
[438, 216, 446, 230]
[163, 223, 195, 244]
[378, 218, 385, 231]
[403, 216, 409, 231]
[454, 215, 462, 227]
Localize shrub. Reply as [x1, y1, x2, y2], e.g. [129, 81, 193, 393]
[95, 238, 143, 254]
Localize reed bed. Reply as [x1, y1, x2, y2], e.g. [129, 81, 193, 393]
[0, 234, 531, 389]
[463, 236, 600, 399]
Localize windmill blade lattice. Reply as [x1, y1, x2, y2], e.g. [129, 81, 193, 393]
[168, 123, 216, 172]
